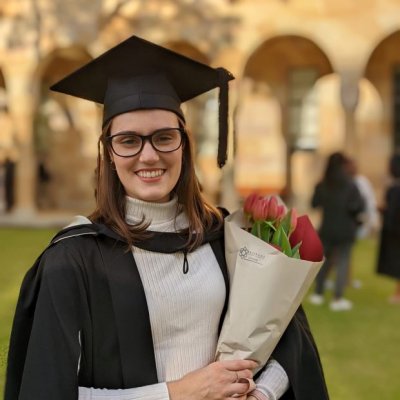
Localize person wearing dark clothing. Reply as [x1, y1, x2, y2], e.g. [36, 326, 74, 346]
[377, 153, 400, 304]
[309, 152, 364, 311]
[5, 36, 328, 400]
[4, 157, 15, 211]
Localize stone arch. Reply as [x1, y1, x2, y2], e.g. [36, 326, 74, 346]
[236, 35, 333, 206]
[34, 46, 97, 211]
[364, 30, 400, 152]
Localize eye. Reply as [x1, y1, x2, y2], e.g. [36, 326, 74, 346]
[153, 129, 179, 144]
[115, 134, 141, 147]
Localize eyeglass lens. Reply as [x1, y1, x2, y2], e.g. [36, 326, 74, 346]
[110, 128, 183, 157]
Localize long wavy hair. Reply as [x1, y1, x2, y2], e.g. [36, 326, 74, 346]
[89, 114, 223, 250]
[322, 151, 349, 188]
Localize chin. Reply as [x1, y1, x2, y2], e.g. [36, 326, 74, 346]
[136, 192, 170, 203]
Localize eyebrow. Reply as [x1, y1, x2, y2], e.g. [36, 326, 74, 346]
[110, 127, 180, 136]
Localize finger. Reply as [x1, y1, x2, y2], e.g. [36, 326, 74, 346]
[228, 381, 253, 396]
[240, 378, 256, 393]
[221, 359, 259, 371]
[229, 392, 247, 400]
[236, 369, 254, 380]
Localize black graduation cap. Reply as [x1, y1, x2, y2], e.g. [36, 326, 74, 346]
[50, 35, 234, 167]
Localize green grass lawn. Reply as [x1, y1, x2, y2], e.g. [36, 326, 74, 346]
[0, 229, 399, 399]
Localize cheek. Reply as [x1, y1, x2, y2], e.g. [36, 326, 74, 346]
[173, 150, 183, 175]
[113, 158, 134, 177]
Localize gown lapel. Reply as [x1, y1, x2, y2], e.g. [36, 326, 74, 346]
[97, 238, 159, 387]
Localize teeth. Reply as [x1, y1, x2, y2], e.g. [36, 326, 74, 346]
[137, 170, 164, 178]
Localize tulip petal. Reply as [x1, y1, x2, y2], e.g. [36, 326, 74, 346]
[243, 193, 260, 216]
[289, 215, 324, 262]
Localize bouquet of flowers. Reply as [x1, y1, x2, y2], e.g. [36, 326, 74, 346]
[215, 194, 324, 373]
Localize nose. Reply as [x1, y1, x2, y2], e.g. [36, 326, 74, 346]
[139, 140, 159, 163]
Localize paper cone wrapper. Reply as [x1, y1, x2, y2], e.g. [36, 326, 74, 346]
[215, 210, 323, 373]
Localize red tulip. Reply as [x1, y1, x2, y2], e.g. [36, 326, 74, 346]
[289, 215, 324, 262]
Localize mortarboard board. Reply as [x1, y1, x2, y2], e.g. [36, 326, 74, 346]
[50, 35, 234, 167]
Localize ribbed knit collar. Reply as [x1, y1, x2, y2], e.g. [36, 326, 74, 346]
[125, 195, 186, 230]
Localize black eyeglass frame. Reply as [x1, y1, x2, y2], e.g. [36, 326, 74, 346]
[106, 127, 186, 158]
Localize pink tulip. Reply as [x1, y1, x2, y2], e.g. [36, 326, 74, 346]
[276, 204, 286, 221]
[289, 208, 298, 234]
[253, 197, 269, 221]
[243, 193, 261, 216]
[289, 215, 324, 262]
[266, 196, 278, 220]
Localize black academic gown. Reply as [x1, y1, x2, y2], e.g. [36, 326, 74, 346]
[5, 222, 329, 400]
[377, 182, 400, 279]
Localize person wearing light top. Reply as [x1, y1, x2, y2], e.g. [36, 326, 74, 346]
[5, 36, 328, 400]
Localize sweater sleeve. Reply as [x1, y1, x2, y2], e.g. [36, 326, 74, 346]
[78, 383, 170, 399]
[252, 359, 290, 400]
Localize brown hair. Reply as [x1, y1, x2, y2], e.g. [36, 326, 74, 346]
[89, 116, 223, 250]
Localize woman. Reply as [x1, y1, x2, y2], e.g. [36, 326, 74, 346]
[5, 36, 328, 400]
[377, 153, 400, 304]
[310, 152, 364, 311]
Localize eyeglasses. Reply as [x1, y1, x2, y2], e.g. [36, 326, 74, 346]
[106, 127, 185, 157]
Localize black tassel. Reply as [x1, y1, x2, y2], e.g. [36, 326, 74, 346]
[216, 67, 234, 168]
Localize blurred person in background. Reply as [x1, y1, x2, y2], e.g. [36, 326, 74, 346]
[4, 156, 15, 212]
[376, 152, 400, 304]
[5, 36, 328, 400]
[309, 152, 365, 311]
[0, 157, 5, 212]
[345, 157, 379, 288]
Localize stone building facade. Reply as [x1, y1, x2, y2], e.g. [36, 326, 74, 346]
[1, 0, 400, 217]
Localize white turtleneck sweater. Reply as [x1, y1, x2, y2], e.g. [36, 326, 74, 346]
[79, 196, 288, 400]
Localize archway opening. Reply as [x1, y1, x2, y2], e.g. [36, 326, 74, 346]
[237, 35, 333, 207]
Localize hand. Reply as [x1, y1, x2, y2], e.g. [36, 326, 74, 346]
[167, 359, 258, 400]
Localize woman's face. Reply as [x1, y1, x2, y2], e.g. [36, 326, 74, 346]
[109, 109, 183, 203]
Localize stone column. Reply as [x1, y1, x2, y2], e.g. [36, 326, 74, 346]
[340, 71, 360, 153]
[4, 57, 38, 217]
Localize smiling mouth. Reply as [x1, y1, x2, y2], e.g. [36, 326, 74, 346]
[136, 169, 165, 178]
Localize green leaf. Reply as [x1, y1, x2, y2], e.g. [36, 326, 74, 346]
[260, 222, 271, 242]
[271, 225, 282, 246]
[264, 220, 277, 231]
[250, 221, 259, 238]
[271, 225, 293, 257]
[279, 227, 292, 256]
[290, 242, 302, 259]
[279, 210, 292, 236]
